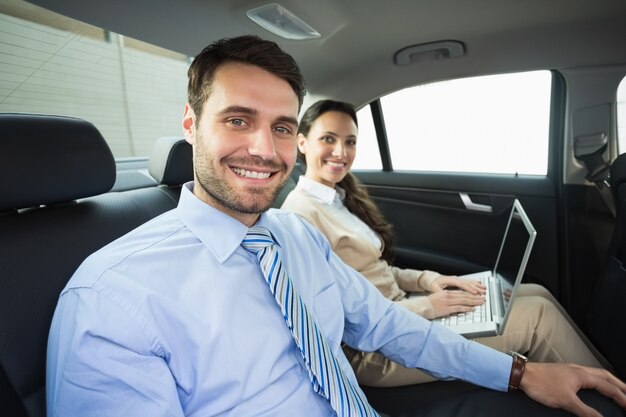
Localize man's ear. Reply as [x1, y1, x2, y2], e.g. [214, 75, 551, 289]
[182, 103, 196, 144]
[297, 133, 307, 154]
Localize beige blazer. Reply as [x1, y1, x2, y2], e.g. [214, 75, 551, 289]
[281, 185, 441, 318]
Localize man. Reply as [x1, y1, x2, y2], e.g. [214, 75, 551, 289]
[46, 35, 626, 417]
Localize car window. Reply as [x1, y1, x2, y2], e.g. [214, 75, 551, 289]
[376, 71, 552, 175]
[353, 105, 383, 170]
[0, 4, 189, 158]
[617, 76, 626, 154]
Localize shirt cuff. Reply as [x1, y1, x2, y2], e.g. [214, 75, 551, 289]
[464, 341, 512, 392]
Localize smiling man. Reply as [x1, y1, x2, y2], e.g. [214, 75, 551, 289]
[46, 35, 626, 417]
[182, 60, 299, 224]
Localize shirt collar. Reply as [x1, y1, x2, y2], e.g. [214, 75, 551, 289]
[176, 182, 274, 263]
[297, 175, 344, 205]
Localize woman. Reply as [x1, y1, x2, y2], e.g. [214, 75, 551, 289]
[281, 99, 608, 387]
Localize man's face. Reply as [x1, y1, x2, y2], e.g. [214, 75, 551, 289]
[182, 62, 299, 225]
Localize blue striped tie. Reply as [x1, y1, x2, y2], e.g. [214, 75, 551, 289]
[242, 226, 379, 417]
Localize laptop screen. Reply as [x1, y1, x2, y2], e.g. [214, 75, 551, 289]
[493, 200, 536, 321]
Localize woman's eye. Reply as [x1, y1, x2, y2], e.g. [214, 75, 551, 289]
[347, 139, 357, 147]
[321, 136, 334, 143]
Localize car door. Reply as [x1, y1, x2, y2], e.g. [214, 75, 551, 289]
[352, 68, 626, 329]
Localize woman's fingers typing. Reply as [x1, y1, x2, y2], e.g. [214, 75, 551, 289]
[430, 275, 486, 295]
[428, 290, 485, 318]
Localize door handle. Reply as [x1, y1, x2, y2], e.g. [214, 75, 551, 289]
[459, 192, 492, 213]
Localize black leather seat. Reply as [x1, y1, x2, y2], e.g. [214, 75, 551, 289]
[0, 114, 180, 417]
[148, 136, 193, 202]
[588, 153, 626, 381]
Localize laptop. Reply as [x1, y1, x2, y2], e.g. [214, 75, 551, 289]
[426, 199, 537, 338]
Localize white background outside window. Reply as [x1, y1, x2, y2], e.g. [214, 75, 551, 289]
[353, 71, 552, 175]
[617, 77, 626, 153]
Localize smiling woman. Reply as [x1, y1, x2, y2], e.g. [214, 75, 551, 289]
[281, 99, 608, 392]
[297, 103, 358, 187]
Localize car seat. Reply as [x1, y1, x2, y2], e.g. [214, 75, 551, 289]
[588, 152, 626, 380]
[0, 114, 178, 417]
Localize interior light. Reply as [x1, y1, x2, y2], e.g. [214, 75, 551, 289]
[247, 3, 321, 40]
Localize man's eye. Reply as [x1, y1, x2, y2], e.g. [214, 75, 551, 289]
[274, 126, 292, 135]
[228, 118, 246, 127]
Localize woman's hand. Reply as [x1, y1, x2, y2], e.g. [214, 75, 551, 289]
[428, 290, 485, 318]
[430, 275, 486, 295]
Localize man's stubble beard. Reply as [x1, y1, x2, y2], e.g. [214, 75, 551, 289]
[194, 145, 291, 215]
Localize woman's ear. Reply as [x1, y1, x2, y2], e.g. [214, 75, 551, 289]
[297, 133, 307, 154]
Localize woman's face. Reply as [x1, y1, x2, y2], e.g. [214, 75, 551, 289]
[298, 111, 358, 188]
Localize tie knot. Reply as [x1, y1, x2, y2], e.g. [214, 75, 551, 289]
[241, 226, 275, 254]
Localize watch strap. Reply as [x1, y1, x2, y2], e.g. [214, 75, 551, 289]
[508, 351, 528, 392]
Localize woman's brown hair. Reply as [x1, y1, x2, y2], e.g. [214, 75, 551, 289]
[298, 100, 395, 263]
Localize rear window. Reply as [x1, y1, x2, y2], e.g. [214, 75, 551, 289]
[353, 105, 383, 170]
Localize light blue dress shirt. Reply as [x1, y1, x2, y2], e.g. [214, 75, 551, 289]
[46, 182, 512, 417]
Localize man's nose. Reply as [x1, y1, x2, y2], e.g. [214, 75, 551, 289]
[248, 128, 276, 161]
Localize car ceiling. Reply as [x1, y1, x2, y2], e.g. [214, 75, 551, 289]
[25, 0, 626, 106]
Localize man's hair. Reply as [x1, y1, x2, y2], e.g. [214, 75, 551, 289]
[297, 100, 396, 263]
[187, 35, 306, 120]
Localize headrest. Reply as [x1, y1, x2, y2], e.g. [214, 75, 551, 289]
[0, 113, 115, 211]
[148, 137, 193, 186]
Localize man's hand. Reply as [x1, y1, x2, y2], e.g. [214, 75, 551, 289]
[519, 362, 626, 417]
[430, 275, 486, 295]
